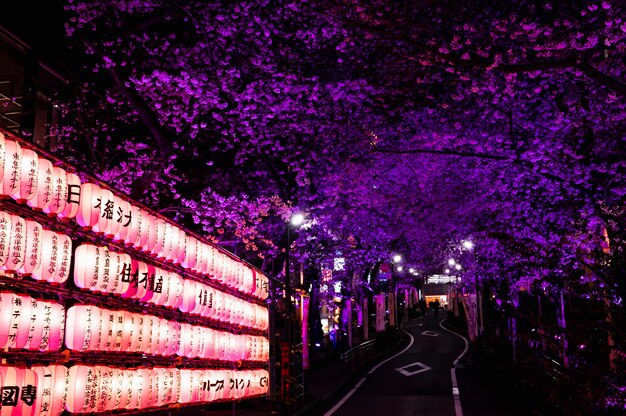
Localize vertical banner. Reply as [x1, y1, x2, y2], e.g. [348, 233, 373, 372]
[388, 291, 396, 327]
[363, 298, 368, 340]
[301, 294, 310, 370]
[375, 294, 385, 332]
[461, 294, 478, 342]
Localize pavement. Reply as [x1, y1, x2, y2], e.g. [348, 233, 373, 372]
[199, 310, 562, 416]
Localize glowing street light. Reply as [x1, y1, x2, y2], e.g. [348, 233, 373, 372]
[409, 268, 415, 273]
[393, 254, 402, 263]
[397, 266, 403, 272]
[291, 213, 304, 227]
[463, 240, 474, 250]
[455, 263, 462, 270]
[448, 258, 456, 266]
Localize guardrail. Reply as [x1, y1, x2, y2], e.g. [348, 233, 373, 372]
[340, 339, 377, 370]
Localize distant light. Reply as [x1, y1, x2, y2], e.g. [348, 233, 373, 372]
[291, 213, 304, 226]
[455, 264, 462, 270]
[409, 268, 415, 273]
[445, 269, 450, 274]
[397, 266, 403, 271]
[448, 259, 456, 266]
[315, 343, 321, 347]
[463, 240, 474, 250]
[393, 255, 402, 263]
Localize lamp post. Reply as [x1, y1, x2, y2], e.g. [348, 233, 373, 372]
[462, 240, 480, 337]
[282, 212, 304, 413]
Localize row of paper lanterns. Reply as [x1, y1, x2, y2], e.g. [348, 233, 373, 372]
[0, 292, 65, 351]
[0, 293, 268, 362]
[0, 209, 268, 330]
[0, 211, 72, 283]
[0, 133, 269, 300]
[73, 243, 269, 331]
[65, 304, 269, 361]
[0, 365, 268, 416]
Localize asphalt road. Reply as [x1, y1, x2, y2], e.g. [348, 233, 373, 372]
[320, 314, 467, 416]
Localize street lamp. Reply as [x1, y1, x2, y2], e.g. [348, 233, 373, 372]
[393, 254, 402, 263]
[448, 258, 456, 266]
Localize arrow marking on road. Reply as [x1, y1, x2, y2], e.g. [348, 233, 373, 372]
[421, 330, 439, 336]
[395, 361, 432, 376]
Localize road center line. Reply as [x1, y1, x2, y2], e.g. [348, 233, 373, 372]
[440, 319, 469, 416]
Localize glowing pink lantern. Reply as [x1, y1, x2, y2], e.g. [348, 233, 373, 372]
[195, 242, 208, 275]
[32, 365, 53, 416]
[8, 293, 33, 349]
[121, 258, 140, 300]
[66, 365, 100, 413]
[142, 315, 157, 355]
[0, 133, 5, 185]
[177, 323, 192, 358]
[44, 167, 68, 216]
[49, 364, 69, 416]
[0, 211, 11, 269]
[32, 229, 60, 282]
[13, 147, 38, 203]
[143, 213, 157, 253]
[131, 208, 148, 250]
[166, 272, 184, 309]
[173, 227, 187, 265]
[27, 157, 52, 211]
[181, 235, 197, 269]
[150, 217, 166, 258]
[96, 366, 114, 413]
[72, 244, 98, 290]
[91, 187, 114, 235]
[98, 308, 116, 352]
[122, 204, 140, 247]
[57, 171, 81, 221]
[160, 221, 175, 262]
[0, 292, 18, 348]
[1, 139, 20, 199]
[76, 182, 101, 229]
[16, 219, 42, 276]
[137, 262, 154, 303]
[4, 213, 26, 272]
[23, 297, 44, 351]
[39, 301, 65, 351]
[51, 233, 72, 284]
[180, 279, 197, 314]
[64, 304, 94, 352]
[112, 197, 131, 242]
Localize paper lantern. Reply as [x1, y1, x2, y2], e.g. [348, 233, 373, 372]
[0, 133, 5, 186]
[98, 308, 116, 351]
[150, 218, 166, 258]
[27, 157, 53, 211]
[178, 323, 192, 358]
[44, 167, 68, 216]
[8, 293, 33, 349]
[96, 366, 114, 413]
[32, 365, 53, 416]
[131, 208, 148, 250]
[124, 370, 138, 410]
[16, 219, 42, 276]
[75, 182, 101, 229]
[112, 196, 131, 242]
[51, 233, 72, 284]
[31, 229, 58, 282]
[173, 227, 187, 265]
[195, 242, 208, 275]
[57, 171, 81, 221]
[180, 279, 197, 314]
[65, 304, 97, 352]
[0, 367, 38, 416]
[66, 365, 100, 413]
[122, 204, 140, 247]
[142, 213, 157, 253]
[38, 301, 65, 352]
[1, 138, 20, 198]
[91, 187, 113, 235]
[72, 244, 98, 289]
[0, 211, 12, 269]
[110, 368, 127, 411]
[4, 214, 26, 272]
[0, 292, 19, 348]
[165, 272, 184, 309]
[23, 298, 44, 351]
[136, 262, 153, 303]
[13, 147, 38, 203]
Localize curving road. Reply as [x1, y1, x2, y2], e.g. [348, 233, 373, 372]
[321, 312, 468, 416]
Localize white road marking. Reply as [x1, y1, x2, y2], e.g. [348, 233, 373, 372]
[323, 377, 367, 416]
[421, 330, 439, 336]
[440, 320, 469, 416]
[395, 361, 432, 376]
[324, 329, 416, 416]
